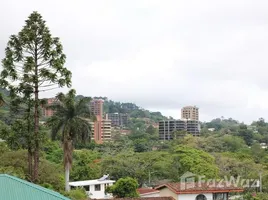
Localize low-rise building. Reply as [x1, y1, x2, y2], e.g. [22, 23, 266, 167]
[155, 182, 243, 200]
[137, 188, 160, 197]
[69, 175, 115, 199]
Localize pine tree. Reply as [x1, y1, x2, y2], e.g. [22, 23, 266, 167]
[0, 11, 72, 181]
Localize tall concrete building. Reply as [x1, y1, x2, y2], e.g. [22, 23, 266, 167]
[159, 119, 200, 140]
[181, 106, 199, 121]
[89, 99, 112, 143]
[107, 113, 129, 127]
[43, 98, 57, 117]
[88, 115, 112, 143]
[90, 99, 104, 117]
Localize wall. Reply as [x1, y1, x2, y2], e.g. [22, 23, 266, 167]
[178, 193, 212, 200]
[158, 188, 177, 200]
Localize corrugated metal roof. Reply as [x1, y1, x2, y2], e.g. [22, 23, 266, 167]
[0, 174, 70, 200]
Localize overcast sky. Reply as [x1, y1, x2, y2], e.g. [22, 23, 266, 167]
[1, 0, 268, 123]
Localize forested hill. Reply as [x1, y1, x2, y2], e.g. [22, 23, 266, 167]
[0, 92, 168, 122]
[93, 96, 168, 122]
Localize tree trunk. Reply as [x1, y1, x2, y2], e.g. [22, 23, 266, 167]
[65, 162, 70, 192]
[33, 44, 39, 182]
[28, 149, 33, 180]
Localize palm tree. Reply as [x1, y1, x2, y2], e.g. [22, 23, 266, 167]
[47, 89, 94, 191]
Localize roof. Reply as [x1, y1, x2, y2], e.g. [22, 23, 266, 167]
[69, 179, 115, 187]
[97, 197, 174, 200]
[137, 188, 160, 195]
[155, 182, 244, 194]
[0, 174, 70, 200]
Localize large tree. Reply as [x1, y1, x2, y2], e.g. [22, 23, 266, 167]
[47, 89, 93, 191]
[0, 11, 71, 181]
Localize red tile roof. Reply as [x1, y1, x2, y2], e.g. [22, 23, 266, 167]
[97, 197, 174, 200]
[155, 182, 244, 194]
[137, 188, 160, 195]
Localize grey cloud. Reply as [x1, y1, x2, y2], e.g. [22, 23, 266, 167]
[1, 0, 268, 123]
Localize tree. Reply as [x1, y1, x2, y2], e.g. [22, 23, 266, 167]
[0, 93, 6, 107]
[106, 177, 139, 198]
[47, 89, 93, 191]
[0, 11, 72, 181]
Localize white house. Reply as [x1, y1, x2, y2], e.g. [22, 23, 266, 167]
[69, 175, 115, 199]
[154, 182, 243, 200]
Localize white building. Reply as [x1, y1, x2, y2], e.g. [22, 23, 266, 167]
[69, 175, 115, 199]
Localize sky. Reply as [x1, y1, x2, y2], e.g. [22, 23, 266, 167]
[1, 0, 268, 123]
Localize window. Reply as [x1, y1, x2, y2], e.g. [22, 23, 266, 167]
[196, 194, 207, 200]
[213, 193, 227, 200]
[83, 185, 90, 191]
[95, 184, 101, 191]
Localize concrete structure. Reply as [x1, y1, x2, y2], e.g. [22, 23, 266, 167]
[181, 106, 199, 121]
[107, 113, 129, 127]
[159, 120, 200, 140]
[155, 182, 243, 200]
[88, 115, 112, 143]
[43, 98, 57, 117]
[90, 99, 104, 117]
[69, 175, 115, 199]
[89, 99, 111, 144]
[137, 188, 160, 197]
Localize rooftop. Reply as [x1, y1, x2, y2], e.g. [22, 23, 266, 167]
[155, 182, 244, 194]
[97, 197, 174, 200]
[69, 179, 115, 187]
[137, 188, 160, 195]
[0, 174, 70, 200]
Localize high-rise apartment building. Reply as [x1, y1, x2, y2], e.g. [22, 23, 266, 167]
[43, 98, 57, 117]
[87, 115, 112, 143]
[107, 113, 129, 127]
[89, 99, 112, 143]
[181, 106, 199, 121]
[159, 119, 200, 140]
[90, 99, 104, 117]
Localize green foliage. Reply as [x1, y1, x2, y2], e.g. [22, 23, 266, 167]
[70, 150, 101, 181]
[171, 145, 219, 179]
[106, 177, 139, 198]
[0, 150, 64, 190]
[63, 188, 87, 200]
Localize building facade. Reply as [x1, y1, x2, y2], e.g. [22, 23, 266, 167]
[89, 99, 112, 143]
[43, 98, 57, 117]
[88, 115, 112, 143]
[181, 106, 199, 121]
[159, 119, 200, 140]
[90, 99, 104, 117]
[69, 175, 115, 199]
[107, 113, 129, 127]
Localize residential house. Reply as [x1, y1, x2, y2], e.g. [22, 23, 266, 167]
[155, 182, 243, 200]
[137, 188, 160, 197]
[0, 174, 70, 200]
[69, 175, 115, 199]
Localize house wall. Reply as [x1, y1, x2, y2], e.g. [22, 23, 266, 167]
[178, 193, 212, 200]
[82, 183, 114, 199]
[158, 188, 177, 200]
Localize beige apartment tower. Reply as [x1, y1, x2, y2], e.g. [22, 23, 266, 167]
[181, 106, 199, 121]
